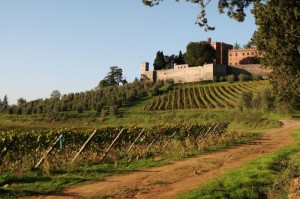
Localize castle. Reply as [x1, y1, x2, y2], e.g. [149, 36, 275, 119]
[141, 38, 270, 83]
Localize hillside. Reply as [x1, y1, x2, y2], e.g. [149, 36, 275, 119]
[144, 80, 269, 111]
[0, 80, 271, 129]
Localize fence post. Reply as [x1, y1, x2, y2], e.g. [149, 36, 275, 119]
[0, 136, 16, 159]
[162, 131, 177, 150]
[127, 129, 144, 153]
[99, 128, 124, 162]
[35, 134, 63, 168]
[71, 130, 97, 163]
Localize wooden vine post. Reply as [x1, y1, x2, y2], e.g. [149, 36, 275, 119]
[197, 123, 215, 142]
[71, 130, 97, 163]
[136, 133, 160, 160]
[162, 131, 177, 150]
[99, 128, 124, 162]
[0, 136, 16, 159]
[35, 134, 63, 168]
[127, 129, 144, 153]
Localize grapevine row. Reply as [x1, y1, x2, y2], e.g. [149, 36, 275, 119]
[144, 81, 264, 111]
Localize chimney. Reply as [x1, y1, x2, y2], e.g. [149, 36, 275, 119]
[207, 38, 212, 43]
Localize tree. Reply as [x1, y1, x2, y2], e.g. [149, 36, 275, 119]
[164, 54, 176, 69]
[103, 66, 123, 86]
[176, 50, 185, 65]
[1, 95, 9, 111]
[143, 0, 257, 31]
[50, 90, 61, 99]
[153, 51, 166, 70]
[233, 42, 241, 50]
[184, 41, 216, 66]
[252, 0, 300, 109]
[243, 40, 255, 49]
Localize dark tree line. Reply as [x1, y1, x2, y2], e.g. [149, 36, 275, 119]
[0, 95, 9, 112]
[153, 51, 185, 70]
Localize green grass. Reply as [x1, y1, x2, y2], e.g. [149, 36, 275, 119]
[177, 128, 300, 199]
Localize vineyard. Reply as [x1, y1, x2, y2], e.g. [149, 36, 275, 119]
[144, 81, 268, 111]
[0, 123, 228, 171]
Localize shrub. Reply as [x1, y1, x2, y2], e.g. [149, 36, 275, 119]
[226, 74, 235, 83]
[238, 74, 250, 81]
[260, 89, 275, 111]
[237, 91, 253, 111]
[76, 105, 83, 113]
[213, 76, 218, 82]
[219, 76, 225, 82]
[252, 74, 263, 81]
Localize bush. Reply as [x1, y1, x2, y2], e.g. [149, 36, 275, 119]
[238, 74, 250, 81]
[76, 106, 83, 113]
[213, 76, 218, 82]
[252, 74, 263, 81]
[219, 76, 225, 82]
[237, 89, 275, 112]
[226, 74, 235, 83]
[237, 91, 253, 111]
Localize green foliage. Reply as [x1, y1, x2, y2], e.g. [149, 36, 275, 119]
[184, 41, 216, 66]
[101, 66, 123, 87]
[243, 40, 255, 49]
[176, 50, 185, 64]
[252, 74, 262, 81]
[153, 51, 166, 70]
[233, 42, 241, 49]
[143, 0, 256, 31]
[237, 89, 275, 112]
[226, 74, 235, 83]
[50, 90, 61, 99]
[252, 0, 300, 110]
[1, 80, 157, 118]
[238, 74, 250, 82]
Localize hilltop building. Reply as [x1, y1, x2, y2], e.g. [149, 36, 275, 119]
[141, 62, 226, 83]
[207, 38, 233, 65]
[228, 48, 259, 65]
[141, 38, 271, 83]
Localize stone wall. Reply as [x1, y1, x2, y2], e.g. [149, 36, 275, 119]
[227, 64, 272, 79]
[141, 62, 226, 83]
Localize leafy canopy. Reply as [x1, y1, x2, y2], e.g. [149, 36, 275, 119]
[153, 51, 166, 70]
[184, 41, 216, 66]
[143, 0, 259, 31]
[252, 0, 300, 109]
[102, 66, 123, 87]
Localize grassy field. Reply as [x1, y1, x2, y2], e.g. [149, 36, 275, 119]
[0, 80, 297, 198]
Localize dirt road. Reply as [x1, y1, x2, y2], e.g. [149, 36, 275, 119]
[30, 120, 300, 199]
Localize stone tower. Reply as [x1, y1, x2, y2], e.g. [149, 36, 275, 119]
[141, 62, 149, 74]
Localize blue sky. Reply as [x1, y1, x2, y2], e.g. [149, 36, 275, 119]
[0, 0, 256, 105]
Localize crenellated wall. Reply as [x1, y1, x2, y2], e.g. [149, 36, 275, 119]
[141, 62, 227, 83]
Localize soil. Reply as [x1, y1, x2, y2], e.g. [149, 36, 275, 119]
[26, 120, 300, 199]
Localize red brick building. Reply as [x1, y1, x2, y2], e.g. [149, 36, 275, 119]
[228, 48, 259, 65]
[208, 38, 233, 65]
